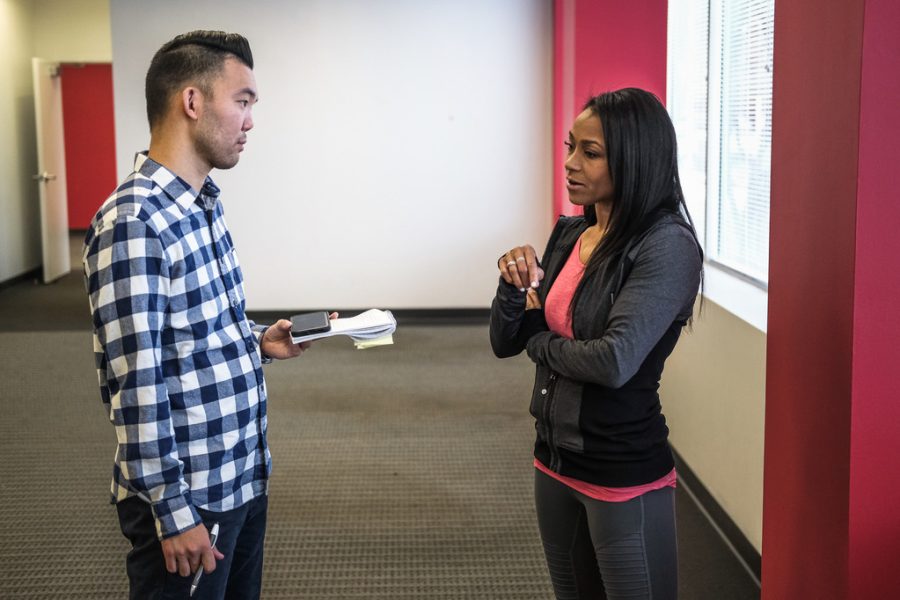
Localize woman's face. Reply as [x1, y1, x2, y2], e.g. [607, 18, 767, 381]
[564, 109, 613, 208]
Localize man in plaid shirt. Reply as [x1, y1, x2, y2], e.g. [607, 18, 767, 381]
[84, 31, 315, 599]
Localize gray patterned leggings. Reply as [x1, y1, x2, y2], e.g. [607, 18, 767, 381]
[534, 469, 678, 599]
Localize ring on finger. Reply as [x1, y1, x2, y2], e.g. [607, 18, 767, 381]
[506, 260, 516, 267]
[515, 256, 526, 262]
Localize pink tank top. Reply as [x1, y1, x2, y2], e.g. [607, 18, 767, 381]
[537, 234, 676, 502]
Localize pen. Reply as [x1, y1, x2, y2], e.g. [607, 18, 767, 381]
[189, 522, 219, 597]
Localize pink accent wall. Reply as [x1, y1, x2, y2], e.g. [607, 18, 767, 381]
[764, 0, 900, 596]
[553, 0, 577, 219]
[552, 0, 668, 218]
[61, 64, 117, 230]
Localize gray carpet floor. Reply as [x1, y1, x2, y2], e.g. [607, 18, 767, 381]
[0, 269, 759, 599]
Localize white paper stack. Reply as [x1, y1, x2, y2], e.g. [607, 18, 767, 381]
[290, 309, 397, 349]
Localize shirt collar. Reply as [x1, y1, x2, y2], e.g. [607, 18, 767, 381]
[134, 152, 221, 211]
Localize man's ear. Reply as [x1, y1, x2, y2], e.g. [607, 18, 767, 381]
[181, 87, 203, 121]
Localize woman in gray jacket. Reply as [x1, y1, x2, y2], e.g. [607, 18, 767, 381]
[490, 88, 702, 600]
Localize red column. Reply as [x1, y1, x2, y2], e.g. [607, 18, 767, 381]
[763, 0, 900, 597]
[847, 0, 900, 596]
[552, 0, 668, 218]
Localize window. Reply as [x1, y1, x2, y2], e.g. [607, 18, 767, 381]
[668, 0, 775, 287]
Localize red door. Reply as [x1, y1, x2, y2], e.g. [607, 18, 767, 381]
[60, 63, 117, 230]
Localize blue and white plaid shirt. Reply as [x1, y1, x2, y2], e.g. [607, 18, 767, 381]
[84, 153, 271, 539]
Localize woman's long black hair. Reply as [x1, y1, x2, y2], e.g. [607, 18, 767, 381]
[571, 88, 703, 312]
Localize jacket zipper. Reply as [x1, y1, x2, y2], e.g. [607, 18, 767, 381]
[543, 371, 561, 472]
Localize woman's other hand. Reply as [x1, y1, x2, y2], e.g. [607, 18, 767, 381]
[498, 245, 544, 291]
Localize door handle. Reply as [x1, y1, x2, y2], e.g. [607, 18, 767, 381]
[33, 172, 57, 182]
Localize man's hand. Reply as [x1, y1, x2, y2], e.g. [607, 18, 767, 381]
[260, 313, 339, 360]
[498, 245, 544, 292]
[161, 523, 225, 577]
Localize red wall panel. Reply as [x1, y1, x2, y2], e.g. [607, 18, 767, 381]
[553, 0, 577, 219]
[848, 0, 900, 596]
[61, 63, 117, 230]
[763, 0, 864, 596]
[572, 1, 667, 105]
[553, 0, 668, 218]
[764, 0, 900, 596]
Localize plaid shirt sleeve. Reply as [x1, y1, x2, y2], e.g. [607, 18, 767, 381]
[86, 213, 201, 538]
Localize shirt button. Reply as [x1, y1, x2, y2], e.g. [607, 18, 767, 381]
[541, 389, 547, 395]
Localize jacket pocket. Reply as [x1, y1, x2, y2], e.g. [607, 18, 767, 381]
[550, 374, 586, 453]
[529, 366, 551, 421]
[530, 368, 585, 454]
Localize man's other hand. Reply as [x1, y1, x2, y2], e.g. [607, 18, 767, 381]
[161, 523, 225, 577]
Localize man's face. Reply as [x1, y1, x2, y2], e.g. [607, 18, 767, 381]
[194, 57, 258, 171]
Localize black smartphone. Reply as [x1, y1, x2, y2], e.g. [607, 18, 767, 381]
[290, 311, 332, 337]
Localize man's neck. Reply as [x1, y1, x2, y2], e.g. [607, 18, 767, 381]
[147, 135, 210, 193]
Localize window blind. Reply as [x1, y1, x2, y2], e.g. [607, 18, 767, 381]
[710, 0, 774, 284]
[668, 0, 774, 286]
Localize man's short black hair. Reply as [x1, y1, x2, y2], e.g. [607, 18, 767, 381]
[145, 30, 254, 129]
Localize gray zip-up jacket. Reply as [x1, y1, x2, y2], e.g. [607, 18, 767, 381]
[490, 212, 702, 486]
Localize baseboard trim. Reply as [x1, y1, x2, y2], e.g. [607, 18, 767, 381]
[246, 308, 491, 326]
[672, 447, 762, 587]
[0, 268, 41, 292]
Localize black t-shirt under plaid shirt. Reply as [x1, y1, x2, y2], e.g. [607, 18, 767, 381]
[84, 153, 270, 540]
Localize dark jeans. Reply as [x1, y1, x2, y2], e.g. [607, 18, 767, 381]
[116, 494, 269, 600]
[535, 469, 678, 600]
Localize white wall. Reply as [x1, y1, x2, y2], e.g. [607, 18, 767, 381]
[110, 0, 553, 310]
[661, 299, 766, 552]
[0, 0, 40, 282]
[31, 0, 111, 62]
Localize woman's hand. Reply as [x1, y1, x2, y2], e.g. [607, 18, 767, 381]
[498, 245, 544, 291]
[525, 288, 542, 310]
